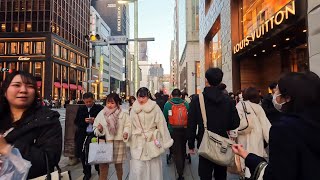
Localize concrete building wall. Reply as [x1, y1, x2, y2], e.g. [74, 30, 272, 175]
[199, 0, 233, 91]
[308, 1, 320, 76]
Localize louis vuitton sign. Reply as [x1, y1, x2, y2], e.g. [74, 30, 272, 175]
[233, 1, 296, 54]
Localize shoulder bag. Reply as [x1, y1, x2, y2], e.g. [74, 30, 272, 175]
[238, 101, 254, 135]
[30, 153, 71, 180]
[198, 93, 235, 167]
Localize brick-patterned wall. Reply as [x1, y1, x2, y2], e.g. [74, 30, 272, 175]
[199, 0, 233, 91]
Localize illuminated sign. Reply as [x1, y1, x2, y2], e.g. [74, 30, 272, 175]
[18, 56, 30, 61]
[233, 1, 295, 54]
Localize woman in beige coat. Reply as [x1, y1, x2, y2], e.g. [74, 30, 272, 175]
[123, 87, 173, 180]
[93, 93, 129, 180]
[235, 87, 271, 178]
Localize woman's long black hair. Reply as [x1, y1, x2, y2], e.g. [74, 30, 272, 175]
[0, 71, 41, 131]
[136, 87, 154, 100]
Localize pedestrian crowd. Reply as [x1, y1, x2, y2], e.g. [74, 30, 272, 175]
[0, 68, 320, 180]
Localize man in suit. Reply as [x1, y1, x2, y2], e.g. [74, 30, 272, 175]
[74, 92, 104, 180]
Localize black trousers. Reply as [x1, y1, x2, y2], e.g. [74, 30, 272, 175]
[198, 155, 227, 180]
[80, 133, 99, 177]
[171, 128, 187, 176]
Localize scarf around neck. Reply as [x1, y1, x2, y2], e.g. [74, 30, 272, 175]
[103, 107, 121, 135]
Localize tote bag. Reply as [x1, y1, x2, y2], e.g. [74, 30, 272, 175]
[87, 141, 113, 165]
[198, 93, 235, 167]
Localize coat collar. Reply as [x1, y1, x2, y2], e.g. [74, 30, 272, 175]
[132, 99, 157, 114]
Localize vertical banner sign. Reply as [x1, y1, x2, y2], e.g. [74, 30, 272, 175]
[117, 5, 122, 32]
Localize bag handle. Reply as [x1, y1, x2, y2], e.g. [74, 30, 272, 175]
[44, 152, 62, 180]
[199, 93, 207, 129]
[238, 101, 250, 132]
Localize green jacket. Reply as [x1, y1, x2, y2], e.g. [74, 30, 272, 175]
[163, 97, 190, 133]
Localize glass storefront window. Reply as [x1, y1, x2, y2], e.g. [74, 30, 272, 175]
[70, 68, 76, 82]
[34, 62, 42, 77]
[34, 42, 45, 54]
[0, 42, 5, 54]
[62, 48, 68, 60]
[55, 63, 60, 80]
[69, 51, 76, 63]
[22, 42, 31, 54]
[77, 55, 81, 65]
[242, 0, 292, 37]
[8, 62, 16, 70]
[9, 42, 18, 54]
[209, 30, 222, 68]
[21, 62, 29, 72]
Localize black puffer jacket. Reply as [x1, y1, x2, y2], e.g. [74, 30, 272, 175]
[4, 106, 62, 179]
[187, 86, 240, 149]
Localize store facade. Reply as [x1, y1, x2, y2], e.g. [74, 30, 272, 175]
[0, 34, 88, 101]
[199, 0, 309, 93]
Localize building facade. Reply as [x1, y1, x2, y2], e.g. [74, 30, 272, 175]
[175, 0, 200, 94]
[110, 45, 124, 94]
[0, 0, 90, 101]
[90, 6, 111, 99]
[308, 1, 320, 76]
[199, 0, 309, 94]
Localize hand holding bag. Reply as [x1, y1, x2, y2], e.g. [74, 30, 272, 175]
[198, 93, 235, 167]
[30, 153, 71, 180]
[137, 114, 165, 159]
[87, 138, 113, 165]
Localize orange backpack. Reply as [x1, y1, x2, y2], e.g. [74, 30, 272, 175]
[168, 101, 188, 127]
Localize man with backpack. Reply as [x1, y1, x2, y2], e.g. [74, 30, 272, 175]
[163, 89, 189, 180]
[187, 68, 240, 180]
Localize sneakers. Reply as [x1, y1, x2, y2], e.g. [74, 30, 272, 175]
[177, 175, 184, 180]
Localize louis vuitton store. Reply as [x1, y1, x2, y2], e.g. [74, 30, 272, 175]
[231, 0, 309, 93]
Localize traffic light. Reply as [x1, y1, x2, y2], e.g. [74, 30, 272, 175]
[1, 68, 13, 73]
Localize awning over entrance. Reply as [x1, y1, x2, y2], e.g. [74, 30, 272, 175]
[37, 81, 42, 87]
[77, 85, 83, 91]
[69, 84, 77, 90]
[54, 82, 61, 88]
[62, 83, 68, 89]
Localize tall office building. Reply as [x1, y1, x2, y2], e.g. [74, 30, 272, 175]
[0, 0, 91, 101]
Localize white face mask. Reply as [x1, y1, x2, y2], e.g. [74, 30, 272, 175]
[272, 93, 286, 112]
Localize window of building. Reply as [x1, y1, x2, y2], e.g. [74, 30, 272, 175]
[192, 0, 199, 31]
[54, 63, 60, 80]
[21, 62, 29, 72]
[62, 66, 67, 80]
[209, 30, 222, 68]
[0, 42, 5, 54]
[22, 42, 31, 54]
[9, 42, 18, 54]
[13, 24, 19, 32]
[1, 24, 5, 32]
[77, 55, 81, 65]
[8, 62, 16, 70]
[62, 48, 68, 60]
[34, 62, 42, 77]
[34, 42, 45, 54]
[70, 68, 76, 82]
[69, 51, 76, 63]
[54, 44, 60, 57]
[26, 22, 32, 32]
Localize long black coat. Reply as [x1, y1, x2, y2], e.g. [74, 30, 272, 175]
[187, 86, 240, 149]
[4, 106, 62, 179]
[245, 107, 320, 180]
[74, 103, 104, 158]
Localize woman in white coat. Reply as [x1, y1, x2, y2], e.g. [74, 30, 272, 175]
[235, 87, 271, 178]
[123, 87, 173, 180]
[93, 93, 129, 180]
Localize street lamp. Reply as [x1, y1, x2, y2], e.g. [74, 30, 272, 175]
[117, 0, 139, 93]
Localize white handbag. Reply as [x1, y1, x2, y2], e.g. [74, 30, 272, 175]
[198, 93, 235, 167]
[87, 140, 113, 165]
[30, 153, 71, 180]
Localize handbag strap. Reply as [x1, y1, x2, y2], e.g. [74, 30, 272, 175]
[44, 152, 62, 180]
[136, 113, 147, 140]
[238, 101, 250, 132]
[199, 93, 208, 129]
